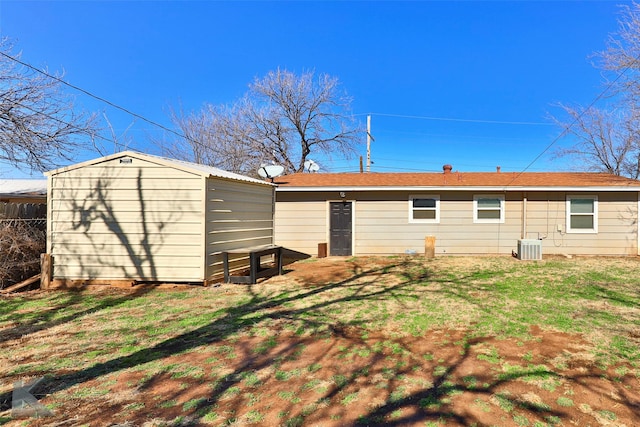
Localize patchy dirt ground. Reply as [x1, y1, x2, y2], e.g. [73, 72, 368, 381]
[17, 327, 639, 426]
[1, 256, 639, 426]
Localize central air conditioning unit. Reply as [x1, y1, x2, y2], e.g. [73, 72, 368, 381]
[517, 239, 542, 261]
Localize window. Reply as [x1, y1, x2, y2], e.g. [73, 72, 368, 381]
[566, 196, 598, 233]
[409, 195, 439, 223]
[474, 195, 505, 223]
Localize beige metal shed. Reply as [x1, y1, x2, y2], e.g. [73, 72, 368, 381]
[45, 151, 275, 286]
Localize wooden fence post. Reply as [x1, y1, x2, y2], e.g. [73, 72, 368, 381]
[40, 254, 52, 289]
[425, 236, 436, 259]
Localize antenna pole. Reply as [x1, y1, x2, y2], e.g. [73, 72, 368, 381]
[366, 115, 371, 172]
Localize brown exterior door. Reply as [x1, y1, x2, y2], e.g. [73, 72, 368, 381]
[330, 201, 352, 256]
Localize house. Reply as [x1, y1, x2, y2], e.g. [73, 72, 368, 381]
[273, 165, 640, 257]
[0, 179, 47, 203]
[0, 179, 47, 219]
[45, 151, 275, 286]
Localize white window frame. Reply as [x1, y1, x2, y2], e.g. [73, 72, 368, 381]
[409, 194, 440, 223]
[473, 194, 505, 224]
[566, 195, 598, 234]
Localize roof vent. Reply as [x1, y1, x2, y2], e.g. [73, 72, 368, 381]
[443, 164, 453, 174]
[496, 166, 501, 173]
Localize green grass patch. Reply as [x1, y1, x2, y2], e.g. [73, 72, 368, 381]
[493, 392, 515, 413]
[556, 396, 574, 407]
[2, 256, 639, 425]
[277, 390, 301, 403]
[340, 392, 359, 405]
[245, 410, 264, 423]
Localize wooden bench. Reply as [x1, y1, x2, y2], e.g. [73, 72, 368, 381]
[222, 245, 283, 284]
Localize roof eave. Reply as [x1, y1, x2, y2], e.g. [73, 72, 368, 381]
[275, 185, 640, 192]
[207, 173, 276, 187]
[45, 151, 274, 186]
[45, 151, 217, 179]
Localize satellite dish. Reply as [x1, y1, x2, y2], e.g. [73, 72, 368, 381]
[304, 159, 320, 173]
[258, 164, 285, 180]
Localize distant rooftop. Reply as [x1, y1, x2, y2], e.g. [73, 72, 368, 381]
[0, 179, 48, 196]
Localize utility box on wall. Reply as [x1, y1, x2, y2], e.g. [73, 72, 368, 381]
[517, 239, 542, 261]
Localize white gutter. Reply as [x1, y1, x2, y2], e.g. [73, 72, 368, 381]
[276, 186, 640, 192]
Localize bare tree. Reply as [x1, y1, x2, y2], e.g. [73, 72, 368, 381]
[164, 101, 264, 175]
[554, 3, 640, 178]
[598, 2, 640, 102]
[0, 38, 98, 172]
[165, 69, 361, 174]
[554, 103, 640, 178]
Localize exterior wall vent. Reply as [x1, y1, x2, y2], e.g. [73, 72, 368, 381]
[517, 239, 542, 261]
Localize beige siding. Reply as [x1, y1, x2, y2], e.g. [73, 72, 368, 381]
[49, 157, 205, 281]
[523, 192, 638, 256]
[354, 192, 521, 255]
[274, 202, 327, 256]
[274, 190, 638, 257]
[205, 179, 275, 279]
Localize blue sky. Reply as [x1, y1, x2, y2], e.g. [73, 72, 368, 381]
[0, 0, 632, 178]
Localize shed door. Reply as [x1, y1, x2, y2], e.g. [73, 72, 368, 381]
[330, 201, 352, 256]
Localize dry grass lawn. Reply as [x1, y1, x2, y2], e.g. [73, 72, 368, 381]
[0, 255, 638, 426]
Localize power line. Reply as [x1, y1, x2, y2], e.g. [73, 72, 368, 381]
[0, 94, 144, 157]
[505, 52, 640, 186]
[4, 96, 97, 141]
[360, 112, 552, 126]
[4, 49, 628, 180]
[0, 51, 192, 144]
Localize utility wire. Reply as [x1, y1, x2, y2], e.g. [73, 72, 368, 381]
[505, 51, 640, 187]
[0, 51, 193, 145]
[5, 49, 630, 180]
[360, 112, 552, 126]
[0, 94, 138, 156]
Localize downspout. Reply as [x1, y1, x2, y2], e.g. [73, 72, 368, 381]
[523, 193, 528, 239]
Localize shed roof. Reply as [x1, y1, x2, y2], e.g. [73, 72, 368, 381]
[0, 179, 48, 196]
[274, 171, 640, 192]
[45, 151, 274, 186]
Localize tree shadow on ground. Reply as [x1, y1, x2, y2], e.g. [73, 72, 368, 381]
[1, 258, 638, 425]
[0, 261, 413, 409]
[0, 287, 154, 345]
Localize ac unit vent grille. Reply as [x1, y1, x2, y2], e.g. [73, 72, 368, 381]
[517, 239, 542, 261]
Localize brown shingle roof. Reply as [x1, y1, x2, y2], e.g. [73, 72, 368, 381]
[274, 171, 640, 189]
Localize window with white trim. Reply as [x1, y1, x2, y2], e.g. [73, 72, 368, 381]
[409, 195, 439, 223]
[566, 195, 598, 233]
[474, 195, 505, 223]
